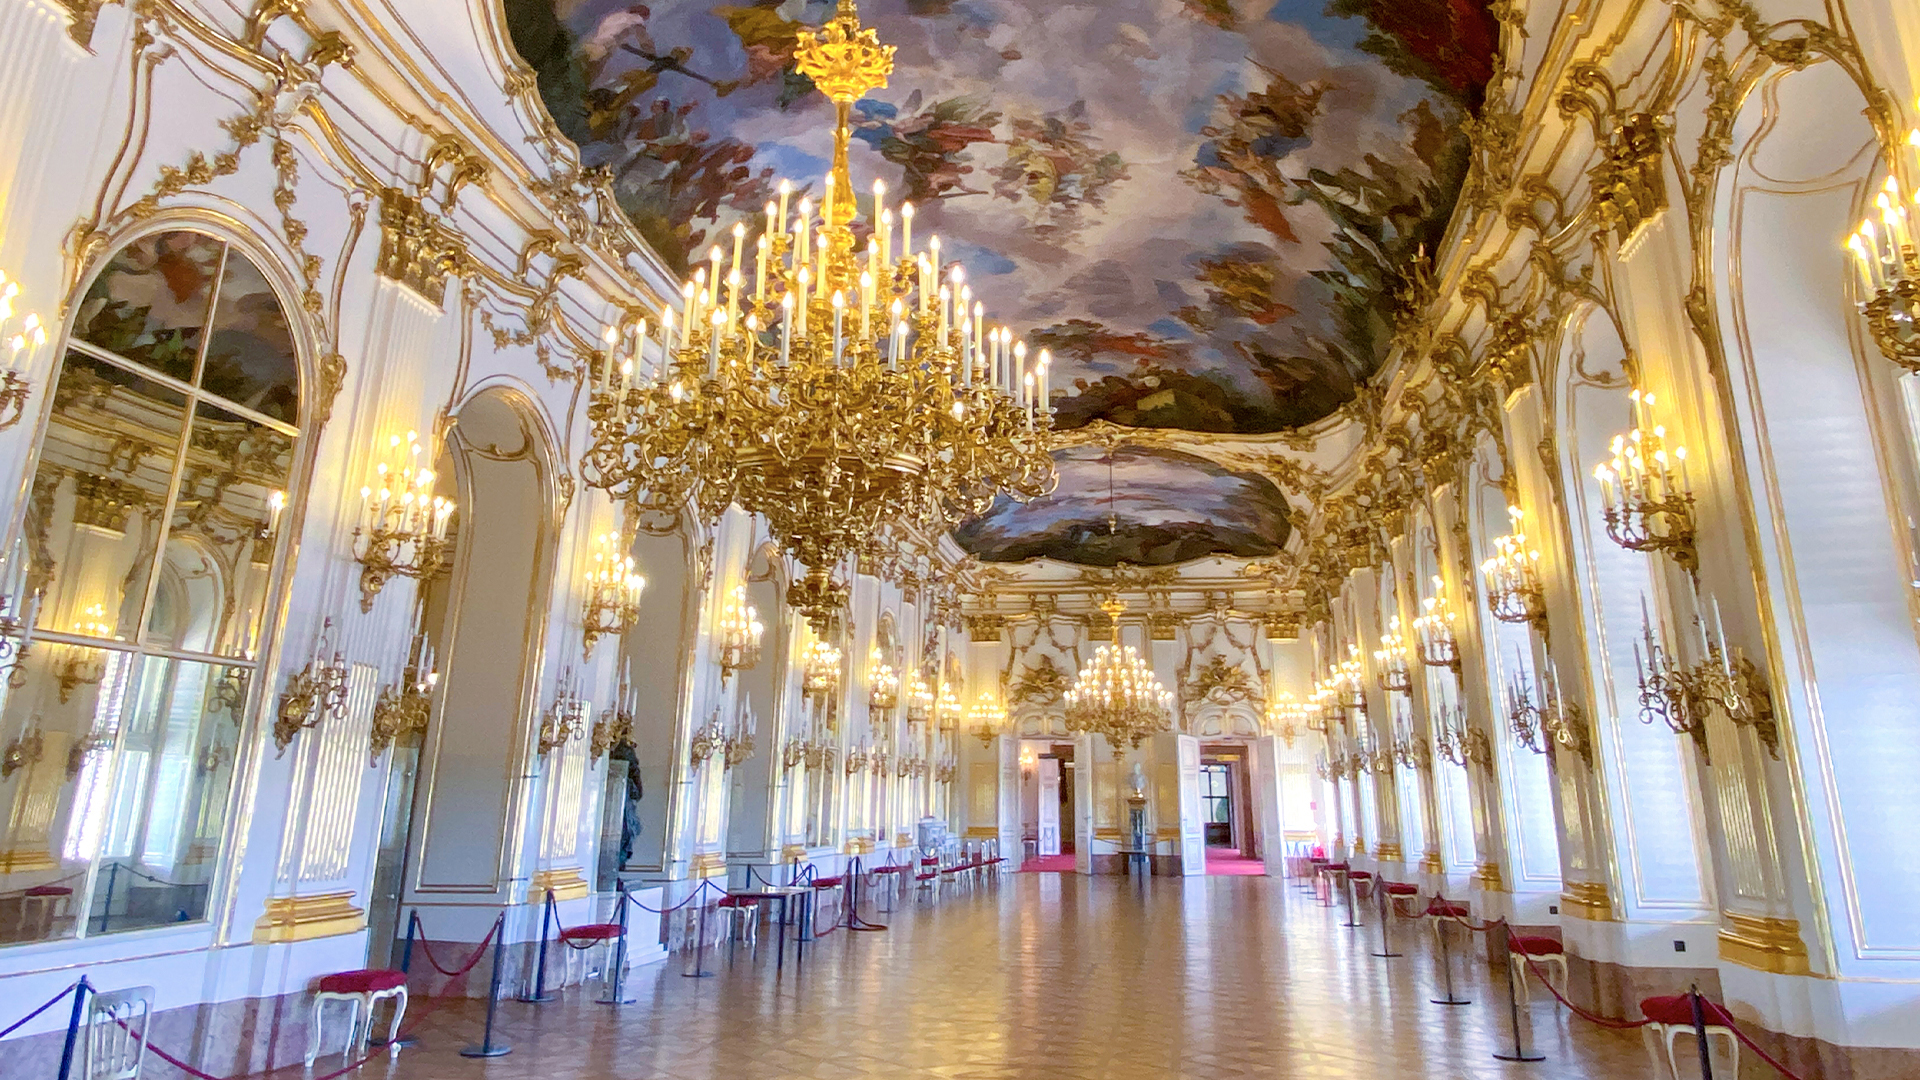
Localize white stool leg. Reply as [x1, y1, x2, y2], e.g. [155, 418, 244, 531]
[385, 986, 408, 1047]
[306, 996, 324, 1066]
[342, 998, 360, 1060]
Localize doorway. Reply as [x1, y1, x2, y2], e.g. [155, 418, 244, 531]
[1019, 740, 1075, 870]
[1200, 747, 1262, 875]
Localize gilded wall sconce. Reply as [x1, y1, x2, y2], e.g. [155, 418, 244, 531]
[1593, 390, 1697, 577]
[369, 626, 438, 763]
[1481, 506, 1548, 632]
[1374, 618, 1413, 694]
[352, 431, 454, 611]
[1850, 167, 1920, 371]
[868, 647, 899, 711]
[0, 275, 48, 431]
[537, 668, 590, 757]
[581, 529, 645, 659]
[1413, 577, 1462, 675]
[274, 620, 350, 753]
[802, 640, 842, 699]
[967, 696, 1005, 746]
[716, 584, 764, 682]
[54, 603, 115, 703]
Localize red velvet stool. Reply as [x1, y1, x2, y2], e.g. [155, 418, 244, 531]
[716, 895, 761, 954]
[307, 968, 406, 1065]
[1506, 934, 1568, 1010]
[810, 875, 846, 926]
[1640, 994, 1739, 1079]
[1382, 881, 1420, 917]
[559, 921, 624, 991]
[1423, 898, 1469, 950]
[16, 884, 71, 940]
[1347, 869, 1374, 901]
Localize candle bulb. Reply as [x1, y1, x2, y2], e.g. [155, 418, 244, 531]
[822, 173, 835, 230]
[878, 208, 893, 274]
[708, 246, 723, 309]
[832, 290, 846, 366]
[796, 198, 812, 269]
[860, 271, 873, 342]
[1038, 348, 1051, 414]
[796, 266, 810, 336]
[755, 235, 769, 306]
[900, 201, 914, 259]
[599, 325, 618, 391]
[708, 308, 724, 375]
[780, 291, 795, 366]
[777, 179, 792, 234]
[680, 280, 696, 341]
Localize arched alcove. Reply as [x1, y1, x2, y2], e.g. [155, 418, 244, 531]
[618, 516, 693, 874]
[725, 538, 787, 861]
[408, 384, 557, 902]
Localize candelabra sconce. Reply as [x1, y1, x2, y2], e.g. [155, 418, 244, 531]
[1592, 389, 1698, 578]
[1432, 702, 1491, 769]
[904, 670, 933, 724]
[197, 740, 233, 775]
[1632, 598, 1779, 766]
[1850, 169, 1920, 371]
[582, 529, 646, 659]
[0, 280, 49, 431]
[66, 731, 110, 781]
[871, 748, 891, 777]
[1392, 726, 1430, 770]
[783, 737, 808, 769]
[1305, 682, 1335, 735]
[1482, 506, 1548, 632]
[1374, 619, 1413, 694]
[212, 662, 249, 722]
[693, 708, 758, 769]
[590, 701, 634, 762]
[1313, 755, 1331, 782]
[934, 758, 957, 785]
[1334, 649, 1367, 710]
[1414, 577, 1462, 675]
[1500, 654, 1593, 766]
[0, 589, 37, 689]
[845, 744, 869, 775]
[934, 681, 961, 733]
[1266, 692, 1305, 747]
[967, 697, 1005, 746]
[802, 640, 842, 699]
[54, 604, 116, 703]
[368, 661, 437, 764]
[1, 722, 43, 779]
[536, 669, 589, 757]
[717, 584, 764, 682]
[868, 647, 899, 711]
[352, 431, 454, 612]
[274, 619, 350, 753]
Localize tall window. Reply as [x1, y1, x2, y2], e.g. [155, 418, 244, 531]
[0, 230, 300, 945]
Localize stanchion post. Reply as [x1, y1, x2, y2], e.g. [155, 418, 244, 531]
[459, 913, 513, 1058]
[95, 864, 118, 934]
[521, 890, 556, 1003]
[54, 977, 89, 1080]
[1491, 928, 1544, 1062]
[684, 881, 715, 978]
[1370, 880, 1401, 958]
[1430, 912, 1471, 1006]
[399, 910, 418, 975]
[1689, 986, 1715, 1080]
[599, 880, 634, 1004]
[1341, 872, 1360, 928]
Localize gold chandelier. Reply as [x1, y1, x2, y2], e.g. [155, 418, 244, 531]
[580, 0, 1055, 633]
[967, 696, 1005, 746]
[1064, 599, 1171, 749]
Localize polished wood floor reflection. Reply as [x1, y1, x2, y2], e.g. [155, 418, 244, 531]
[355, 874, 1652, 1079]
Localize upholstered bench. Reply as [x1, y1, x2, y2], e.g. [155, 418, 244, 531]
[307, 968, 406, 1066]
[1640, 994, 1739, 1079]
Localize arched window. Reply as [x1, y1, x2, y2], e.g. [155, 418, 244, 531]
[0, 230, 301, 944]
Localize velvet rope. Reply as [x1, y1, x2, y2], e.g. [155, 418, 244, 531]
[130, 989, 456, 1080]
[412, 914, 500, 978]
[0, 979, 78, 1039]
[622, 878, 722, 914]
[0, 869, 87, 901]
[1719, 1011, 1810, 1080]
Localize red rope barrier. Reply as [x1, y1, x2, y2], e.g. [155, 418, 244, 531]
[414, 918, 500, 978]
[1432, 906, 1809, 1075]
[132, 990, 456, 1080]
[623, 879, 721, 914]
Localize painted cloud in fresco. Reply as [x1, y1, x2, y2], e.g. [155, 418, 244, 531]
[951, 444, 1291, 565]
[507, 0, 1494, 434]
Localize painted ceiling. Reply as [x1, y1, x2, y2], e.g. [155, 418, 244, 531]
[508, 0, 1495, 564]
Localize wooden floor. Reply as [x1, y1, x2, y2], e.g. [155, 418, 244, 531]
[344, 873, 1656, 1079]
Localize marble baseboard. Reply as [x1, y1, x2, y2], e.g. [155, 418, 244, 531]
[1563, 953, 1721, 1020]
[4, 987, 315, 1077]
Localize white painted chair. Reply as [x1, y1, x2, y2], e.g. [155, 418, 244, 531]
[307, 969, 407, 1066]
[85, 986, 151, 1080]
[1639, 994, 1740, 1080]
[560, 922, 625, 991]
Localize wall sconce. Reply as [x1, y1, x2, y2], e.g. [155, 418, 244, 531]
[536, 667, 589, 757]
[1431, 699, 1490, 768]
[1413, 576, 1461, 674]
[934, 756, 957, 785]
[1373, 617, 1412, 694]
[1392, 715, 1430, 769]
[590, 663, 637, 761]
[868, 646, 899, 711]
[904, 669, 933, 723]
[967, 696, 1005, 746]
[352, 431, 453, 611]
[0, 275, 48, 430]
[582, 529, 645, 659]
[1499, 651, 1592, 766]
[1265, 692, 1304, 747]
[54, 603, 116, 703]
[1018, 744, 1038, 771]
[1850, 167, 1920, 371]
[1481, 506, 1547, 631]
[717, 584, 764, 682]
[690, 703, 757, 769]
[1593, 389, 1697, 577]
[1334, 647, 1367, 709]
[935, 681, 961, 732]
[1632, 595, 1778, 766]
[369, 612, 438, 763]
[274, 619, 350, 753]
[802, 640, 842, 698]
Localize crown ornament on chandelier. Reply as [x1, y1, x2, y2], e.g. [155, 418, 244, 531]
[580, 0, 1056, 634]
[1064, 598, 1172, 749]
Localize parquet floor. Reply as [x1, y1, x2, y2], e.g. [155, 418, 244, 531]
[348, 873, 1654, 1079]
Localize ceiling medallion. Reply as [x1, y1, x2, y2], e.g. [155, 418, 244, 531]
[1063, 598, 1172, 749]
[579, 0, 1056, 633]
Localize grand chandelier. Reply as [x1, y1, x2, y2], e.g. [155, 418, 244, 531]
[580, 0, 1055, 632]
[1064, 599, 1171, 749]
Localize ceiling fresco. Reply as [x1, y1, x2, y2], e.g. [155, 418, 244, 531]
[507, 0, 1495, 563]
[951, 444, 1292, 566]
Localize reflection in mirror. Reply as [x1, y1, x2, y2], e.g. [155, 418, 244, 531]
[30, 351, 191, 642]
[72, 231, 222, 382]
[145, 401, 292, 655]
[204, 255, 298, 424]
